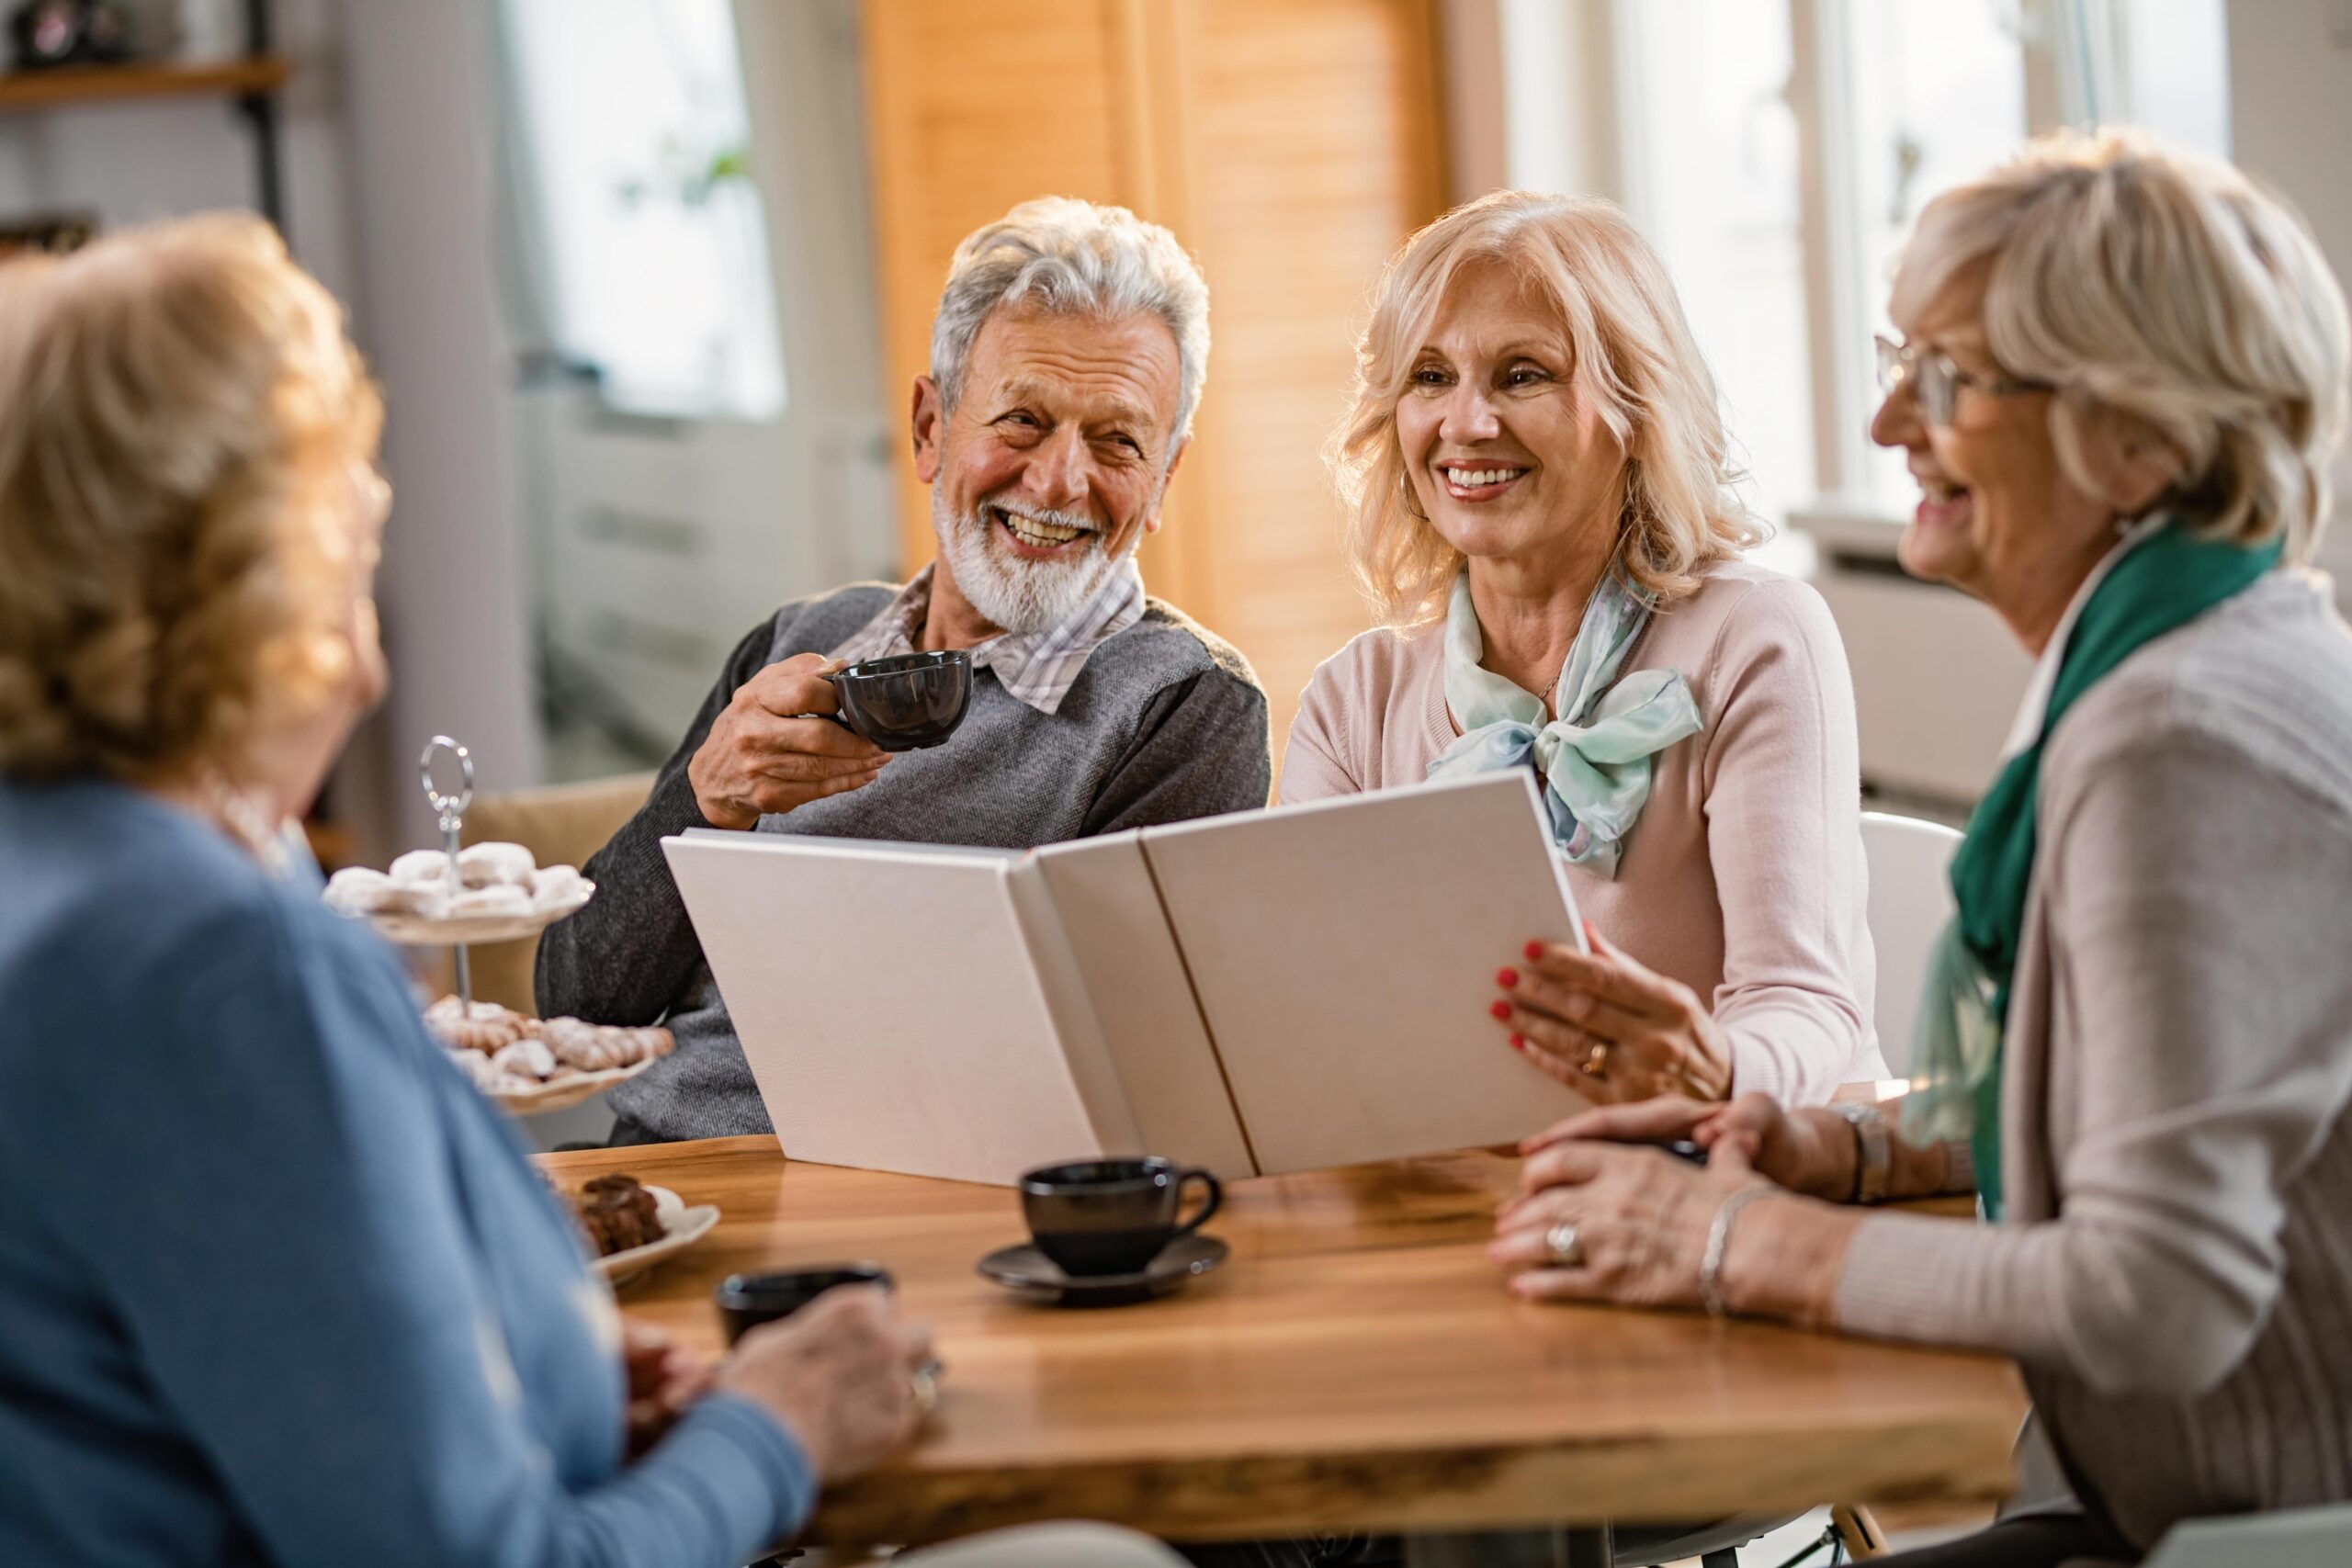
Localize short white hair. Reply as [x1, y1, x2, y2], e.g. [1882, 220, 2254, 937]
[1891, 129, 2351, 560]
[929, 197, 1211, 446]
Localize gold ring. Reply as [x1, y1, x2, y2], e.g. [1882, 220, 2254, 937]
[1583, 1043, 1610, 1078]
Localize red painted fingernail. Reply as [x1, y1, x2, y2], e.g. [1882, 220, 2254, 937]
[1489, 999, 1512, 1021]
[1510, 1033, 1526, 1051]
[1523, 941, 1545, 962]
[1496, 967, 1519, 988]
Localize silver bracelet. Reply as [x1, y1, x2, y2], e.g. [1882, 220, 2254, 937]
[1831, 1101, 1893, 1203]
[1698, 1184, 1778, 1318]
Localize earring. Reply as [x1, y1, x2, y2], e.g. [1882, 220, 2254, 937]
[1398, 469, 1429, 523]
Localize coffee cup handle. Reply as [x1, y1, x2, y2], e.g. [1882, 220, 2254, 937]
[1172, 1168, 1222, 1238]
[807, 671, 858, 733]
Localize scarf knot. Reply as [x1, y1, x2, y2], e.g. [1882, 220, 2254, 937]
[1426, 571, 1700, 876]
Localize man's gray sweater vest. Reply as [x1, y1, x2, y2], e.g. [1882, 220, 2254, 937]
[537, 582, 1272, 1142]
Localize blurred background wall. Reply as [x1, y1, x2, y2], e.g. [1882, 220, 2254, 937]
[3, 0, 2344, 859]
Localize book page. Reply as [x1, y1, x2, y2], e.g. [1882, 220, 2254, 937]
[1023, 835, 1257, 1175]
[662, 832, 1107, 1186]
[1136, 773, 1590, 1174]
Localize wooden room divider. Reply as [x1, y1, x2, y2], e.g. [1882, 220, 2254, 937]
[862, 0, 1452, 771]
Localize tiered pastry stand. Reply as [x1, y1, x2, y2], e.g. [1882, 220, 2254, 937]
[366, 736, 593, 998]
[370, 736, 615, 1116]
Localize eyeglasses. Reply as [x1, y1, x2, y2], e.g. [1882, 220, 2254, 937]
[1874, 334, 2052, 426]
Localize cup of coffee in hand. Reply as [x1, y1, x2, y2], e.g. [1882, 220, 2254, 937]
[826, 650, 972, 751]
[714, 1263, 894, 1346]
[1018, 1157, 1221, 1277]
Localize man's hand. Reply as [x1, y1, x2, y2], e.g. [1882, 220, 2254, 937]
[717, 1286, 935, 1484]
[688, 654, 891, 829]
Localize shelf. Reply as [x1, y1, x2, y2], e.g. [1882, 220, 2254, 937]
[0, 55, 290, 114]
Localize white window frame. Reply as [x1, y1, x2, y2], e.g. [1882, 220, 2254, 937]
[1790, 0, 2188, 516]
[1491, 0, 2227, 527]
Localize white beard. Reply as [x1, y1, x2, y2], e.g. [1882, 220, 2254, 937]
[932, 491, 1129, 634]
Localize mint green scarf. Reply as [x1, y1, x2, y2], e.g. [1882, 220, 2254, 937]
[1426, 569, 1701, 875]
[1907, 519, 2280, 1218]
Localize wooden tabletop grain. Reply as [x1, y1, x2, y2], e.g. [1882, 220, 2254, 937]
[540, 1136, 2021, 1549]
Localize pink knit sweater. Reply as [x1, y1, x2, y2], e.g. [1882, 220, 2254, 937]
[1282, 560, 1883, 1103]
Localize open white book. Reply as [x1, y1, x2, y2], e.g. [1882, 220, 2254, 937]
[662, 771, 1591, 1185]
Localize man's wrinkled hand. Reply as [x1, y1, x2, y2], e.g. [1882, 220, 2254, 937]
[688, 654, 891, 829]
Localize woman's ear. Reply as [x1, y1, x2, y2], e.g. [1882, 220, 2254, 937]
[2111, 438, 2185, 517]
[2080, 406, 2185, 518]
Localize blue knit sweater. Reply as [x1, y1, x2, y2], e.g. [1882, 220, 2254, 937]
[0, 779, 812, 1566]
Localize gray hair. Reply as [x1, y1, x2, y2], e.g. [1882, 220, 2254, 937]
[928, 197, 1211, 447]
[1891, 129, 2350, 561]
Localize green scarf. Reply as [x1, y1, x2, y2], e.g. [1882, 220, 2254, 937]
[1908, 519, 2280, 1218]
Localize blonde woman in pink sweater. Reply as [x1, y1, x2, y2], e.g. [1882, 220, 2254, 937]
[1284, 192, 1883, 1108]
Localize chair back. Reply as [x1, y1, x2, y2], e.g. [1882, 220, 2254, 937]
[458, 771, 657, 1015]
[1860, 811, 1962, 1078]
[2143, 1504, 2352, 1568]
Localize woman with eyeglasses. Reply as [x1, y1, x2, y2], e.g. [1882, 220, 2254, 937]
[1498, 130, 2352, 1564]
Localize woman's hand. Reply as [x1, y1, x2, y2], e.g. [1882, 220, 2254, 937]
[1491, 1136, 1765, 1309]
[717, 1286, 934, 1484]
[620, 1317, 714, 1457]
[1495, 924, 1734, 1104]
[1520, 1092, 1858, 1200]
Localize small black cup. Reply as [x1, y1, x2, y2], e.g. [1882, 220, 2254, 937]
[827, 651, 973, 751]
[1018, 1157, 1221, 1278]
[714, 1263, 893, 1346]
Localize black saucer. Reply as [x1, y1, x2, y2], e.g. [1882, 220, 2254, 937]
[977, 1234, 1229, 1306]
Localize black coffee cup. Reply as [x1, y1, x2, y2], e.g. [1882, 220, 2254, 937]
[1018, 1157, 1221, 1277]
[714, 1263, 893, 1346]
[826, 651, 973, 751]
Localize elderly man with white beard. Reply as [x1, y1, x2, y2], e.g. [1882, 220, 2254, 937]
[538, 197, 1271, 1145]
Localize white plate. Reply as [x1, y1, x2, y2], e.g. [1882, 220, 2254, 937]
[591, 1185, 719, 1287]
[366, 884, 595, 947]
[489, 1053, 661, 1116]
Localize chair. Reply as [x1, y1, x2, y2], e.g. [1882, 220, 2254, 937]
[458, 771, 657, 1016]
[2141, 1503, 2352, 1567]
[1613, 815, 1964, 1566]
[458, 773, 656, 1150]
[1860, 811, 1963, 1078]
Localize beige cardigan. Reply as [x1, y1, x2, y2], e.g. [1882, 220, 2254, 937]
[1282, 559, 1883, 1103]
[1837, 570, 2352, 1549]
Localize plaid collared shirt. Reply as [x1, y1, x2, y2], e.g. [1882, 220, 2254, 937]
[828, 560, 1148, 716]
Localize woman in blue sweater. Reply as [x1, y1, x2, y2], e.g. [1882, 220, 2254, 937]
[0, 217, 941, 1566]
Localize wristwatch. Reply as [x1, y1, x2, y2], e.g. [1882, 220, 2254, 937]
[1831, 1101, 1892, 1204]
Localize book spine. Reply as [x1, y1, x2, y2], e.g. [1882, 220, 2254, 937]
[1001, 861, 1147, 1155]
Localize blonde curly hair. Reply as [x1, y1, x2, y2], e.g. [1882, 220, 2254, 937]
[1329, 191, 1762, 626]
[1890, 129, 2350, 560]
[0, 214, 383, 785]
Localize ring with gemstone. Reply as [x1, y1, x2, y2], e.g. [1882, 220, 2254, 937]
[1544, 1221, 1585, 1268]
[1583, 1043, 1611, 1078]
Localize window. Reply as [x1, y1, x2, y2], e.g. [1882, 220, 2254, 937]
[496, 0, 786, 421]
[1842, 1, 2032, 508]
[1617, 0, 1813, 535]
[1510, 0, 2232, 528]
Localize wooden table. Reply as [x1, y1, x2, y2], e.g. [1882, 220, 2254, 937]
[542, 1137, 2022, 1552]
